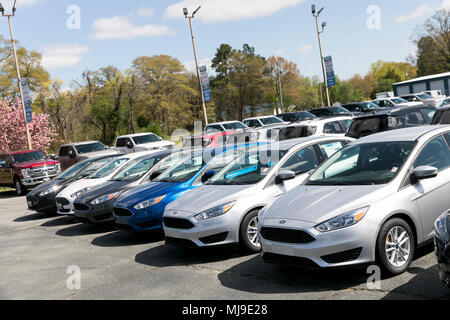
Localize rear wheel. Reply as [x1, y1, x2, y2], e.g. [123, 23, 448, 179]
[376, 218, 415, 275]
[239, 209, 261, 253]
[14, 178, 26, 196]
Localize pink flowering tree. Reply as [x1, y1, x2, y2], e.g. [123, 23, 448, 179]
[0, 100, 56, 153]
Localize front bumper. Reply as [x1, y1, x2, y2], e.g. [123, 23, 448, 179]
[21, 173, 59, 187]
[163, 211, 240, 248]
[113, 205, 164, 231]
[55, 196, 75, 215]
[259, 218, 375, 268]
[26, 193, 57, 212]
[434, 236, 450, 273]
[73, 200, 115, 224]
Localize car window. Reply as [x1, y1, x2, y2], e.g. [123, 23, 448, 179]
[112, 156, 161, 182]
[75, 142, 108, 154]
[246, 120, 262, 128]
[310, 109, 331, 117]
[413, 136, 450, 171]
[422, 108, 436, 121]
[87, 158, 128, 179]
[11, 151, 47, 163]
[116, 138, 132, 147]
[205, 125, 223, 133]
[317, 141, 347, 159]
[323, 121, 346, 134]
[132, 134, 162, 145]
[222, 122, 247, 130]
[398, 111, 427, 126]
[260, 117, 283, 125]
[59, 146, 75, 157]
[280, 146, 318, 175]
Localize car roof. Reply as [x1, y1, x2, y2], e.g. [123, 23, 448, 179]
[305, 116, 353, 123]
[61, 141, 101, 146]
[207, 121, 243, 125]
[352, 125, 450, 144]
[116, 132, 158, 139]
[263, 135, 352, 151]
[80, 153, 124, 164]
[353, 105, 436, 119]
[243, 115, 279, 120]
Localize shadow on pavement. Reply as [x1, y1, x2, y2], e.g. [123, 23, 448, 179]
[13, 211, 53, 222]
[41, 216, 78, 227]
[0, 190, 18, 199]
[55, 222, 116, 237]
[135, 244, 251, 268]
[92, 229, 165, 247]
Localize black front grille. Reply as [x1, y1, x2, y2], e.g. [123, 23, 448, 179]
[260, 227, 315, 244]
[163, 217, 195, 229]
[263, 252, 319, 268]
[137, 219, 160, 229]
[199, 232, 229, 244]
[74, 203, 90, 211]
[55, 197, 70, 205]
[321, 247, 363, 264]
[113, 207, 134, 217]
[165, 237, 198, 248]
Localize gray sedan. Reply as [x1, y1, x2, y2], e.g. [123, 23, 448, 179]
[259, 125, 450, 275]
[163, 136, 353, 252]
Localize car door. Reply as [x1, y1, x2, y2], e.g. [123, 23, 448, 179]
[411, 135, 450, 240]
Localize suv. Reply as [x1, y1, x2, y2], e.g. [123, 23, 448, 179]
[0, 150, 61, 196]
[342, 101, 386, 115]
[347, 105, 436, 139]
[57, 141, 117, 171]
[400, 93, 442, 107]
[113, 133, 175, 153]
[371, 97, 422, 108]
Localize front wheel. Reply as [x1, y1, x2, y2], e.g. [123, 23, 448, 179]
[14, 178, 26, 196]
[376, 218, 415, 275]
[239, 209, 261, 253]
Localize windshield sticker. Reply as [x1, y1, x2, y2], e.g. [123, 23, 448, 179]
[391, 167, 398, 173]
[225, 165, 258, 179]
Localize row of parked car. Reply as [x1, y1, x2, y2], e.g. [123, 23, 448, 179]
[6, 100, 446, 289]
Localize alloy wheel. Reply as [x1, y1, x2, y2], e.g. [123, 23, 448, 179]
[247, 216, 260, 248]
[385, 226, 411, 268]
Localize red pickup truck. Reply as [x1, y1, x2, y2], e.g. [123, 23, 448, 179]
[0, 150, 61, 196]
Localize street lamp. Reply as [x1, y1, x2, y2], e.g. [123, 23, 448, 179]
[0, 0, 32, 149]
[183, 6, 208, 125]
[311, 4, 331, 107]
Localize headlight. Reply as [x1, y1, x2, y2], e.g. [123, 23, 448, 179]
[21, 168, 31, 178]
[194, 201, 236, 221]
[38, 185, 59, 197]
[434, 211, 449, 242]
[133, 195, 167, 210]
[70, 187, 91, 198]
[315, 206, 369, 232]
[91, 192, 119, 205]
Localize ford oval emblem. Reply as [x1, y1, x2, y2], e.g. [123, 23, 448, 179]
[279, 220, 286, 224]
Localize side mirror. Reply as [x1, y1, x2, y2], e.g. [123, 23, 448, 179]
[126, 141, 134, 149]
[412, 165, 438, 182]
[50, 154, 57, 160]
[201, 170, 216, 183]
[275, 169, 296, 184]
[68, 150, 76, 159]
[149, 171, 162, 181]
[0, 161, 5, 168]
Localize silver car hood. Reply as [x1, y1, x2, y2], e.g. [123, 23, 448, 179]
[166, 184, 253, 214]
[264, 184, 390, 224]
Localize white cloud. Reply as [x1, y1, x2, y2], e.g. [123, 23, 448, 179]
[41, 44, 89, 70]
[137, 8, 154, 17]
[91, 16, 174, 40]
[184, 58, 212, 74]
[440, 0, 450, 10]
[297, 45, 312, 54]
[165, 0, 307, 23]
[395, 5, 433, 23]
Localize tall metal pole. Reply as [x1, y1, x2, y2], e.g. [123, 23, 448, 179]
[187, 15, 208, 125]
[7, 15, 32, 150]
[278, 70, 284, 113]
[314, 14, 331, 107]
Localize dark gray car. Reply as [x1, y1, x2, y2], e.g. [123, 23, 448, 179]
[73, 150, 171, 224]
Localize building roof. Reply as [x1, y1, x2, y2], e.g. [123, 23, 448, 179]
[393, 72, 450, 86]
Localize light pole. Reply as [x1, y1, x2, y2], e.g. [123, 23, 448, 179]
[183, 6, 208, 125]
[0, 0, 32, 150]
[277, 69, 284, 113]
[312, 4, 331, 107]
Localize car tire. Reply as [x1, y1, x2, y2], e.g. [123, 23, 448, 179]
[14, 178, 26, 196]
[439, 268, 450, 289]
[239, 209, 261, 253]
[376, 218, 415, 275]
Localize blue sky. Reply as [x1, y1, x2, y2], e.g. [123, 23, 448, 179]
[1, 0, 448, 88]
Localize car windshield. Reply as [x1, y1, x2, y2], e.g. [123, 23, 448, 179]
[75, 142, 108, 154]
[222, 122, 247, 130]
[87, 158, 128, 179]
[306, 141, 416, 185]
[331, 107, 351, 114]
[207, 148, 287, 185]
[418, 94, 433, 99]
[361, 102, 380, 110]
[56, 161, 89, 180]
[132, 134, 161, 145]
[153, 151, 205, 183]
[260, 117, 283, 125]
[11, 151, 47, 163]
[111, 156, 160, 182]
[391, 98, 408, 104]
[279, 112, 316, 122]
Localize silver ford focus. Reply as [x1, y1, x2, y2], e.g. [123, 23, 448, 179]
[259, 125, 450, 275]
[163, 136, 353, 252]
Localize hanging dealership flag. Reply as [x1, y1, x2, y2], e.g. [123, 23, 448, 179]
[324, 56, 336, 87]
[20, 78, 33, 122]
[199, 65, 212, 103]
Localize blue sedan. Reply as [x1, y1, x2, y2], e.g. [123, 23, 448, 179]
[113, 144, 260, 231]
